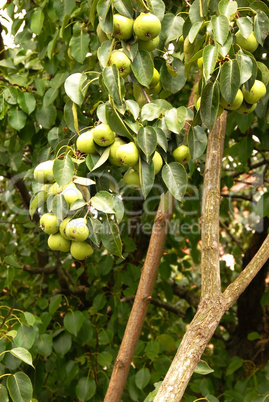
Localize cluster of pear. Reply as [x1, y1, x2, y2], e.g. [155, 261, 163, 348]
[195, 30, 266, 115]
[76, 123, 164, 188]
[34, 161, 94, 260]
[97, 11, 162, 96]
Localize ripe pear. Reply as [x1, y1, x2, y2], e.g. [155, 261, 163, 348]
[242, 80, 266, 104]
[138, 35, 159, 51]
[70, 241, 94, 260]
[109, 50, 131, 78]
[47, 182, 64, 197]
[76, 130, 96, 154]
[173, 145, 191, 164]
[152, 151, 163, 175]
[109, 137, 126, 166]
[34, 160, 54, 183]
[116, 142, 139, 167]
[48, 233, 71, 252]
[123, 169, 141, 188]
[113, 14, 133, 41]
[59, 217, 72, 240]
[133, 13, 161, 41]
[220, 89, 243, 110]
[65, 218, 89, 242]
[235, 30, 258, 53]
[62, 183, 83, 206]
[40, 213, 59, 235]
[149, 68, 160, 88]
[92, 123, 115, 147]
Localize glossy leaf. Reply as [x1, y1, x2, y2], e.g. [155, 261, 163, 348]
[88, 218, 102, 245]
[220, 59, 240, 104]
[114, 0, 133, 18]
[105, 103, 133, 139]
[164, 106, 187, 134]
[70, 30, 90, 63]
[76, 377, 96, 402]
[51, 194, 69, 221]
[30, 8, 44, 35]
[90, 147, 110, 172]
[64, 73, 87, 106]
[43, 87, 59, 107]
[103, 65, 122, 105]
[91, 191, 115, 214]
[212, 15, 229, 46]
[9, 107, 27, 131]
[200, 80, 220, 130]
[236, 51, 253, 85]
[53, 155, 75, 186]
[194, 360, 214, 375]
[125, 100, 140, 121]
[49, 294, 63, 315]
[135, 368, 151, 390]
[14, 323, 35, 349]
[4, 255, 23, 269]
[155, 127, 168, 152]
[161, 162, 187, 201]
[35, 104, 57, 129]
[236, 17, 253, 39]
[53, 332, 72, 356]
[131, 50, 154, 88]
[0, 385, 8, 402]
[101, 219, 122, 257]
[202, 45, 218, 80]
[7, 372, 33, 402]
[218, 0, 237, 18]
[160, 59, 186, 93]
[218, 34, 233, 58]
[189, 125, 207, 160]
[148, 0, 165, 20]
[10, 347, 33, 367]
[137, 126, 157, 161]
[35, 334, 53, 357]
[161, 13, 184, 43]
[254, 10, 269, 45]
[189, 21, 203, 43]
[97, 40, 113, 70]
[64, 310, 84, 336]
[97, 351, 113, 367]
[29, 191, 46, 218]
[141, 99, 172, 121]
[17, 92, 36, 115]
[140, 158, 155, 199]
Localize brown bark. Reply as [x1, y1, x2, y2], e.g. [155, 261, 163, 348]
[104, 193, 174, 402]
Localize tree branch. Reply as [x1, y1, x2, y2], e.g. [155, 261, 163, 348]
[104, 193, 174, 402]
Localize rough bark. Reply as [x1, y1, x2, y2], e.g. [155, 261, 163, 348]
[104, 194, 174, 402]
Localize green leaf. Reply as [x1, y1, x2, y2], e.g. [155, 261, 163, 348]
[35, 104, 57, 129]
[212, 15, 229, 46]
[4, 87, 18, 105]
[29, 191, 46, 218]
[135, 368, 151, 390]
[254, 10, 269, 45]
[131, 50, 154, 88]
[43, 87, 59, 107]
[76, 377, 96, 402]
[30, 8, 44, 35]
[64, 73, 87, 106]
[14, 324, 35, 349]
[101, 219, 122, 257]
[164, 106, 187, 134]
[189, 125, 207, 160]
[51, 193, 69, 221]
[161, 162, 187, 201]
[220, 59, 240, 104]
[103, 65, 122, 105]
[70, 30, 90, 63]
[88, 218, 102, 245]
[7, 372, 33, 402]
[202, 44, 218, 80]
[160, 59, 186, 94]
[189, 21, 203, 44]
[35, 334, 53, 357]
[194, 360, 214, 375]
[200, 80, 220, 130]
[161, 13, 184, 43]
[53, 156, 75, 186]
[125, 100, 140, 120]
[53, 331, 72, 356]
[90, 147, 110, 172]
[9, 107, 27, 131]
[140, 159, 155, 199]
[236, 51, 253, 85]
[91, 191, 115, 214]
[97, 40, 113, 70]
[10, 347, 33, 367]
[114, 0, 133, 18]
[155, 127, 168, 152]
[218, 0, 237, 19]
[47, 30, 59, 59]
[0, 385, 8, 402]
[4, 255, 23, 269]
[226, 357, 243, 375]
[147, 0, 165, 20]
[49, 294, 63, 315]
[64, 310, 84, 336]
[17, 92, 36, 115]
[247, 331, 260, 341]
[145, 340, 160, 360]
[137, 126, 157, 161]
[141, 99, 172, 121]
[218, 35, 233, 58]
[105, 103, 133, 140]
[189, 0, 202, 23]
[236, 17, 253, 39]
[97, 351, 113, 368]
[257, 193, 269, 217]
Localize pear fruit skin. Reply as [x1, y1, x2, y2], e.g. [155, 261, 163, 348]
[34, 160, 54, 183]
[152, 151, 163, 175]
[235, 31, 258, 53]
[70, 241, 94, 260]
[59, 217, 72, 240]
[235, 102, 257, 114]
[116, 142, 139, 167]
[138, 35, 159, 51]
[65, 218, 89, 242]
[76, 130, 96, 154]
[113, 14, 133, 41]
[172, 145, 191, 164]
[109, 50, 131, 78]
[92, 123, 115, 147]
[48, 233, 71, 252]
[242, 80, 266, 104]
[62, 183, 83, 206]
[220, 89, 244, 110]
[109, 137, 126, 166]
[40, 213, 59, 235]
[133, 13, 161, 41]
[123, 169, 141, 188]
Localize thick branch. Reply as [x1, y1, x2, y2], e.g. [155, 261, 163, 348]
[104, 193, 174, 402]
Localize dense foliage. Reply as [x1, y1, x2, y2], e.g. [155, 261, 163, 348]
[0, 0, 268, 400]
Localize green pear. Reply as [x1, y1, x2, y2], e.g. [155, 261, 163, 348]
[47, 182, 64, 197]
[133, 13, 161, 41]
[149, 68, 160, 88]
[76, 130, 96, 154]
[65, 217, 89, 241]
[34, 160, 54, 183]
[145, 81, 162, 95]
[138, 35, 159, 51]
[97, 24, 109, 43]
[116, 142, 139, 167]
[235, 102, 257, 114]
[123, 169, 141, 188]
[242, 80, 266, 104]
[62, 183, 83, 206]
[48, 233, 71, 252]
[70, 241, 94, 260]
[59, 217, 72, 240]
[109, 137, 126, 166]
[133, 83, 148, 108]
[109, 50, 131, 78]
[92, 123, 115, 147]
[220, 89, 243, 110]
[235, 30, 258, 53]
[113, 14, 133, 41]
[40, 213, 59, 235]
[173, 145, 191, 164]
[152, 151, 163, 175]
